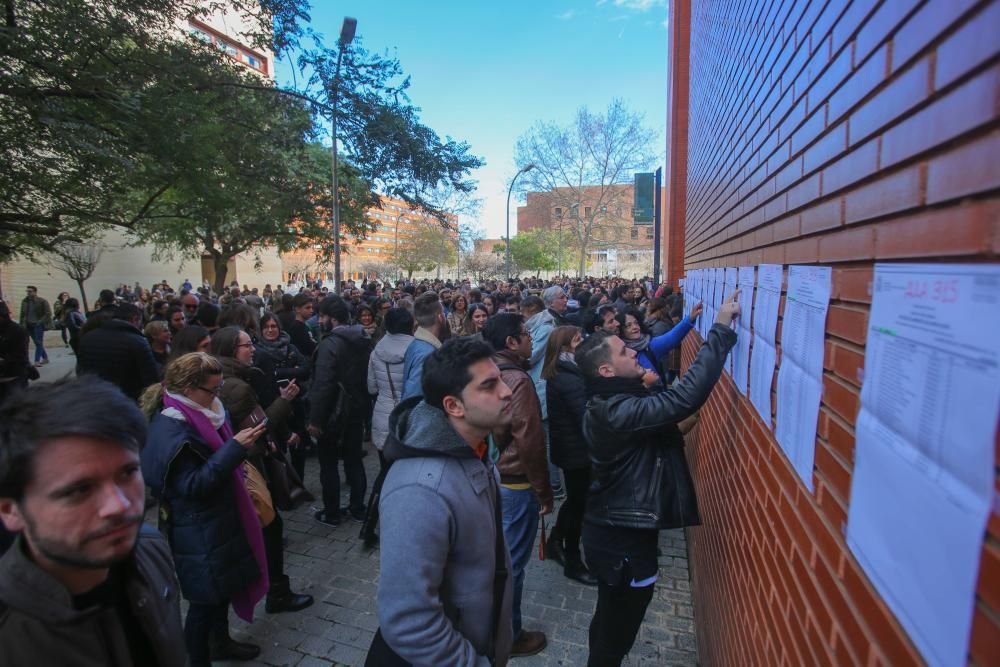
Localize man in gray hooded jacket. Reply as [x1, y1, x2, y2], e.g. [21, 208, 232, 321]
[366, 337, 515, 666]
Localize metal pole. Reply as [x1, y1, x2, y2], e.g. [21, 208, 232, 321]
[331, 47, 343, 290]
[653, 166, 662, 287]
[505, 164, 535, 282]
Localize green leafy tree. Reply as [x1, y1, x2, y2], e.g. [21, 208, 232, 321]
[492, 230, 568, 276]
[396, 224, 456, 280]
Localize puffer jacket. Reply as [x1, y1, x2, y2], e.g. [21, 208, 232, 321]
[545, 359, 589, 470]
[492, 349, 552, 507]
[367, 332, 414, 450]
[582, 324, 736, 531]
[141, 413, 260, 604]
[0, 527, 187, 667]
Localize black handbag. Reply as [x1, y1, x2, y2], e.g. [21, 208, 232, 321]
[264, 447, 313, 511]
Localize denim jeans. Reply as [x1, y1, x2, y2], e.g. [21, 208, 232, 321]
[28, 323, 47, 362]
[500, 485, 539, 638]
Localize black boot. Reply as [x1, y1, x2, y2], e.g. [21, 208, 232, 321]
[564, 556, 598, 586]
[209, 636, 261, 662]
[547, 526, 565, 566]
[266, 575, 314, 614]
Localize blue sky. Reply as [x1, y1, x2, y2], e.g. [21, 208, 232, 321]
[276, 0, 669, 239]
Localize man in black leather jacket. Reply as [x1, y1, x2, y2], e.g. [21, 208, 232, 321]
[575, 293, 740, 667]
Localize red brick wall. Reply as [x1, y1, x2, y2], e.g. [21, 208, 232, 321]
[671, 0, 1000, 665]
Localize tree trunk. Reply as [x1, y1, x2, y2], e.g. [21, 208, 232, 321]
[213, 256, 230, 295]
[76, 280, 89, 313]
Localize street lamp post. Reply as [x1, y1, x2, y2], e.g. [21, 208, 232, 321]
[331, 17, 357, 291]
[393, 210, 406, 284]
[505, 163, 535, 281]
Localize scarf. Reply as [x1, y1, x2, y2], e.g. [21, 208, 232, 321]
[624, 333, 652, 352]
[558, 351, 577, 365]
[161, 390, 268, 622]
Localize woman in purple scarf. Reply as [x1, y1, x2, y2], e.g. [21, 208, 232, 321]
[140, 352, 269, 666]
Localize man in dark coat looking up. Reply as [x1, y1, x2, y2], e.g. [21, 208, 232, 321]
[77, 303, 160, 402]
[575, 292, 741, 667]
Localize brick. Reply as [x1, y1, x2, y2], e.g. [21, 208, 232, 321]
[822, 373, 861, 423]
[822, 139, 878, 195]
[819, 225, 876, 263]
[969, 604, 1000, 667]
[934, 0, 1000, 90]
[820, 559, 878, 665]
[828, 46, 889, 123]
[832, 343, 865, 388]
[815, 441, 852, 501]
[926, 132, 1000, 204]
[807, 43, 851, 112]
[873, 200, 996, 258]
[890, 0, 979, 70]
[787, 173, 821, 212]
[827, 304, 869, 346]
[816, 478, 850, 534]
[832, 265, 874, 304]
[844, 166, 924, 225]
[848, 57, 930, 146]
[830, 1, 879, 57]
[800, 197, 843, 235]
[853, 0, 921, 65]
[804, 121, 848, 175]
[840, 561, 924, 667]
[881, 65, 1000, 167]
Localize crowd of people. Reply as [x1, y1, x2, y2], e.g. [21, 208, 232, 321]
[0, 271, 740, 667]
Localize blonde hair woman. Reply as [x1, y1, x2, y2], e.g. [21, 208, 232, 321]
[140, 353, 269, 666]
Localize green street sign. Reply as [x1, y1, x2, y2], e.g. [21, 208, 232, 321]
[634, 172, 654, 224]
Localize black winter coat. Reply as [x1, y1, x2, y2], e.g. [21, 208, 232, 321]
[141, 413, 260, 605]
[309, 324, 372, 427]
[545, 360, 590, 470]
[582, 324, 736, 531]
[77, 319, 159, 400]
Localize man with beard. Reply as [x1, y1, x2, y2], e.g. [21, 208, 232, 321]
[0, 376, 186, 666]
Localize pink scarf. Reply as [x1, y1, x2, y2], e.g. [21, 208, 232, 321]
[162, 393, 268, 621]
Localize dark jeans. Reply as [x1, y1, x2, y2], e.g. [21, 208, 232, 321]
[317, 418, 367, 515]
[185, 600, 229, 667]
[587, 581, 655, 667]
[500, 485, 539, 638]
[554, 467, 590, 560]
[28, 323, 47, 362]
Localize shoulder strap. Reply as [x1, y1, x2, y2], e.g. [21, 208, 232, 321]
[385, 362, 398, 401]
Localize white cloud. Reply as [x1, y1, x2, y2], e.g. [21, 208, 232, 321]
[558, 10, 576, 20]
[612, 0, 667, 10]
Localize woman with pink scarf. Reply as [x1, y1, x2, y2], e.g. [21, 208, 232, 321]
[140, 352, 269, 666]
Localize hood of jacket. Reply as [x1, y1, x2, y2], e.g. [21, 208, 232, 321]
[525, 309, 555, 335]
[372, 332, 414, 365]
[383, 396, 480, 464]
[328, 323, 371, 350]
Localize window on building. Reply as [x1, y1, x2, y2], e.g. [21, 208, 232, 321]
[585, 206, 592, 217]
[554, 207, 562, 218]
[631, 228, 639, 240]
[646, 227, 654, 239]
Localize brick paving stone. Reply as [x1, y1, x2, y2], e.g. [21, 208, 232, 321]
[159, 443, 701, 666]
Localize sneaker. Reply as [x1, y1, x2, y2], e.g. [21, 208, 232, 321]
[552, 485, 566, 501]
[341, 506, 366, 523]
[510, 630, 547, 657]
[313, 509, 341, 527]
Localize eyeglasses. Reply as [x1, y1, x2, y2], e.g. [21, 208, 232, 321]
[197, 380, 225, 395]
[236, 342, 254, 349]
[183, 304, 198, 310]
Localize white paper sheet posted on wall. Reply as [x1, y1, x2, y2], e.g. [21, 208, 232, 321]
[749, 264, 782, 426]
[846, 263, 1000, 667]
[774, 265, 831, 491]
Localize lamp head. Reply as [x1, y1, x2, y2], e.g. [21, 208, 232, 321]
[521, 163, 535, 173]
[340, 17, 357, 46]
